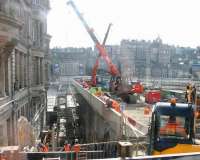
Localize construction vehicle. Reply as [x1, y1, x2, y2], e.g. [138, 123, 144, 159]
[148, 98, 200, 155]
[145, 90, 161, 104]
[67, 0, 143, 103]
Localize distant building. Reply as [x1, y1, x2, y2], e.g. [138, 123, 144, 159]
[51, 47, 92, 77]
[191, 64, 200, 80]
[53, 39, 198, 82]
[120, 37, 179, 79]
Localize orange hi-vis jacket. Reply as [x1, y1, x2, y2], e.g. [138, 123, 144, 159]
[64, 144, 71, 152]
[40, 145, 49, 152]
[72, 144, 80, 153]
[111, 100, 121, 113]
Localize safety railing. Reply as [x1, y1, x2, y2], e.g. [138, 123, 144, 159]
[79, 141, 118, 159]
[20, 151, 104, 160]
[3, 145, 200, 159]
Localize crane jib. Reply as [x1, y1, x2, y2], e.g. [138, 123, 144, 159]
[67, 0, 120, 85]
[67, 0, 99, 44]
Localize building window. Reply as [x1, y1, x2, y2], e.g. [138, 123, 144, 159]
[32, 20, 42, 47]
[33, 0, 40, 5]
[33, 57, 40, 85]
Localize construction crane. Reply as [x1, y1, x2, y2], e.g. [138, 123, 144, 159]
[67, 0, 143, 103]
[92, 23, 113, 86]
[67, 0, 120, 87]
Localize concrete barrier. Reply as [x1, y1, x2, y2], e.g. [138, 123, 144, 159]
[72, 80, 122, 139]
[72, 80, 147, 138]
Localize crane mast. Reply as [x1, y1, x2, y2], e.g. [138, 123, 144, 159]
[92, 23, 113, 85]
[67, 0, 120, 86]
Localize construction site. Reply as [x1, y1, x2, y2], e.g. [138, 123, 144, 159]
[1, 0, 200, 160]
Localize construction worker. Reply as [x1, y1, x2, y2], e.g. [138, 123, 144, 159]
[185, 84, 192, 103]
[43, 143, 49, 152]
[144, 105, 151, 115]
[38, 143, 44, 152]
[192, 85, 196, 104]
[111, 99, 121, 113]
[72, 139, 80, 160]
[105, 98, 121, 112]
[38, 142, 49, 152]
[94, 87, 102, 97]
[195, 95, 200, 118]
[63, 140, 71, 152]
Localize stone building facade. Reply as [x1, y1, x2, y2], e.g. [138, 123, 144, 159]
[0, 0, 50, 146]
[120, 37, 177, 79]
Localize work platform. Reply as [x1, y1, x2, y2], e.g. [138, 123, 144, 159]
[72, 80, 149, 139]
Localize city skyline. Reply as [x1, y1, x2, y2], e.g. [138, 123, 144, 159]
[48, 0, 200, 48]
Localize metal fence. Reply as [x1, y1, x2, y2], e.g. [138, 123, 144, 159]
[2, 146, 200, 160]
[18, 150, 200, 160]
[21, 151, 103, 160]
[79, 141, 118, 159]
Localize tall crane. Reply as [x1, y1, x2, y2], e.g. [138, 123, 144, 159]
[92, 23, 113, 85]
[67, 0, 120, 86]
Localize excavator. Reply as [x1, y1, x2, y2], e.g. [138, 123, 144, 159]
[67, 0, 143, 103]
[148, 96, 200, 155]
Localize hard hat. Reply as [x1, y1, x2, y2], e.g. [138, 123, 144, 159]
[64, 140, 68, 144]
[75, 139, 78, 143]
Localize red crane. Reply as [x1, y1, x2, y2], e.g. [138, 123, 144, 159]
[67, 0, 120, 86]
[67, 1, 144, 102]
[92, 23, 113, 85]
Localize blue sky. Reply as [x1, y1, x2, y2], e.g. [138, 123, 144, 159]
[48, 0, 200, 48]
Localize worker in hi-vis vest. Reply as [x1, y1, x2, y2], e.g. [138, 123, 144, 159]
[63, 140, 71, 152]
[72, 139, 80, 160]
